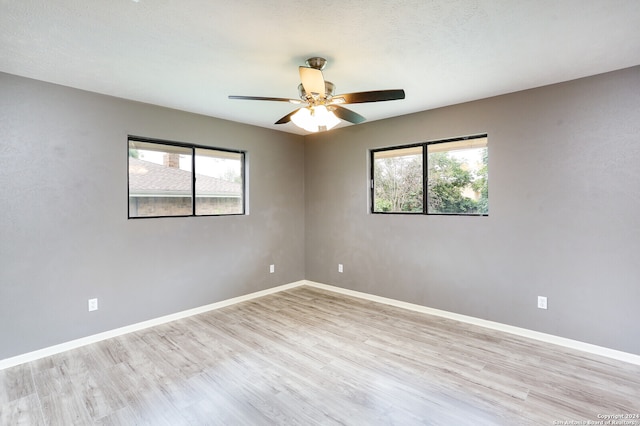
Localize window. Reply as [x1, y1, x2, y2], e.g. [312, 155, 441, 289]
[128, 137, 245, 218]
[372, 145, 424, 213]
[371, 135, 488, 215]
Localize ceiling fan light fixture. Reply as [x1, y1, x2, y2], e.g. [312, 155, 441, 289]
[291, 107, 316, 132]
[291, 105, 340, 132]
[314, 105, 340, 130]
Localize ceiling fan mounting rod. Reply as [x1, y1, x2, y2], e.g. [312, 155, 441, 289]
[305, 57, 327, 70]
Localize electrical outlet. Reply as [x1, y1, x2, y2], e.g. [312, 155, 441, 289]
[269, 264, 275, 274]
[338, 264, 343, 273]
[537, 296, 547, 310]
[88, 298, 98, 312]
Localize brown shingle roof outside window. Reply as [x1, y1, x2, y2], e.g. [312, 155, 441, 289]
[128, 158, 241, 197]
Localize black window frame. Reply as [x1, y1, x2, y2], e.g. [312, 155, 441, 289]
[128, 135, 246, 219]
[370, 134, 488, 216]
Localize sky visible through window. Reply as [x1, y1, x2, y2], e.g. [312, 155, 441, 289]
[137, 149, 238, 180]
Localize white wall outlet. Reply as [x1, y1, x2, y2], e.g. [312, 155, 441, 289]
[88, 298, 98, 312]
[537, 296, 547, 310]
[338, 264, 343, 273]
[269, 264, 275, 274]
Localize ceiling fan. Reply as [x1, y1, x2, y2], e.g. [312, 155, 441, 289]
[229, 57, 405, 132]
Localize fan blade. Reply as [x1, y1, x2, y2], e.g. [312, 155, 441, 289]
[331, 105, 366, 124]
[332, 89, 405, 104]
[299, 67, 326, 97]
[274, 109, 299, 125]
[229, 95, 302, 104]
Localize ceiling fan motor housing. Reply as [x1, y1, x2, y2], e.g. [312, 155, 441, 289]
[298, 81, 335, 102]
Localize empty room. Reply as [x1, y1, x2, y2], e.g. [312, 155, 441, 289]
[1, 1, 639, 425]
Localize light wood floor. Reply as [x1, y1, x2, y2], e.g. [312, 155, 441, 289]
[1, 286, 639, 425]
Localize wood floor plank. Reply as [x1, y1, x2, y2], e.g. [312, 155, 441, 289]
[0, 363, 35, 405]
[1, 285, 638, 424]
[0, 393, 44, 426]
[40, 387, 94, 425]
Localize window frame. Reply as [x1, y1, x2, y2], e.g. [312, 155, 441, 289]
[128, 136, 246, 219]
[370, 142, 425, 215]
[370, 134, 488, 216]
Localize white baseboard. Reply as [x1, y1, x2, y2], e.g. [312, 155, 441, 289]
[3, 279, 639, 370]
[302, 280, 640, 366]
[0, 281, 304, 370]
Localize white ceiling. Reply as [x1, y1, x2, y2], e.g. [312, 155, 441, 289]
[2, 1, 639, 135]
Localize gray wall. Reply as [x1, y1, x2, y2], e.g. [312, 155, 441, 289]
[0, 73, 305, 360]
[305, 66, 640, 355]
[2, 67, 639, 361]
